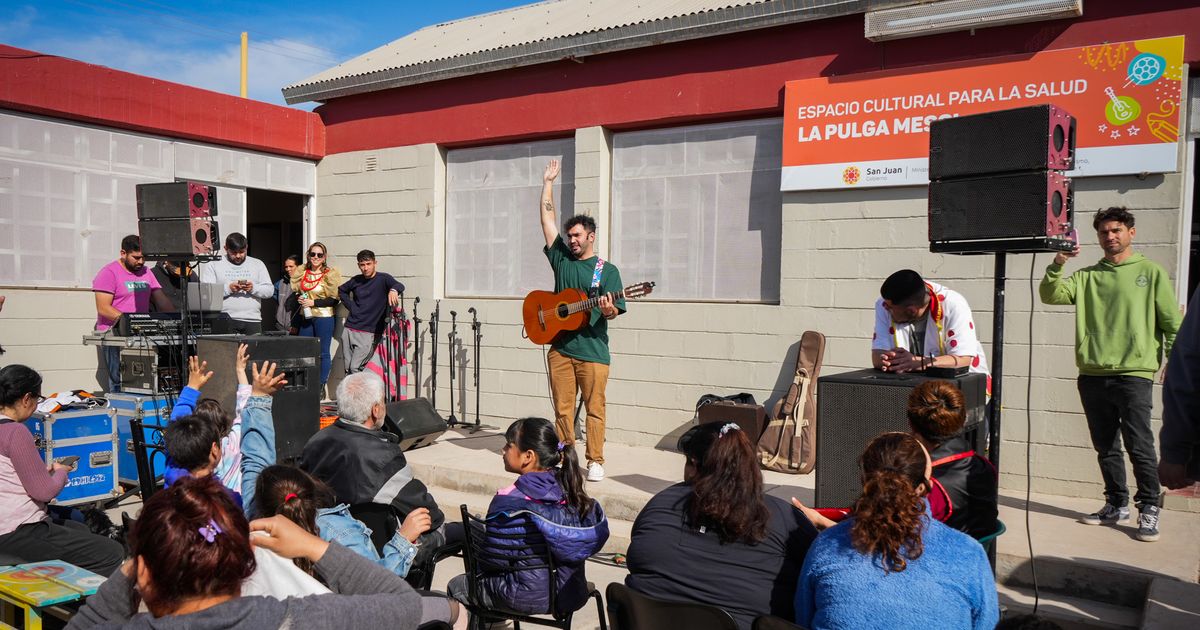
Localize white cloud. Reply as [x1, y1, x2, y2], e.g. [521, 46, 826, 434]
[21, 31, 337, 109]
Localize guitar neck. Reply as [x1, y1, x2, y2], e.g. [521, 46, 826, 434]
[569, 290, 626, 314]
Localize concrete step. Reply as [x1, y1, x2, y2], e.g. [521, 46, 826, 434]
[997, 583, 1141, 630]
[994, 494, 1200, 610]
[1140, 577, 1200, 630]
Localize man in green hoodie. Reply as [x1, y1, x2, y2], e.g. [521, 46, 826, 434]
[1041, 207, 1181, 542]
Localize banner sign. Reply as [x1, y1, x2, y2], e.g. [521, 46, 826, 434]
[781, 36, 1185, 191]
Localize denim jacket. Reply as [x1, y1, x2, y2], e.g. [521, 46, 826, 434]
[317, 504, 418, 578]
[240, 395, 277, 517]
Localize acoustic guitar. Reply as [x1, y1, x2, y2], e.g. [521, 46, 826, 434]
[522, 282, 655, 345]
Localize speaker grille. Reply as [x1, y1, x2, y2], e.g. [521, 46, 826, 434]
[929, 104, 1075, 179]
[814, 370, 986, 508]
[929, 171, 1073, 242]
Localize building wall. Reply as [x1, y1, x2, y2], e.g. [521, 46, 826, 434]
[0, 111, 317, 393]
[314, 130, 1189, 500]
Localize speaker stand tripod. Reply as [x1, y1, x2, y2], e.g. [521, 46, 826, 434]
[411, 297, 422, 398]
[428, 300, 440, 409]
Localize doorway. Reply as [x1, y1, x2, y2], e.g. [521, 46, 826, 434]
[247, 188, 306, 329]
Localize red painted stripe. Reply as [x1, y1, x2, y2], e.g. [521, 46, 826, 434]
[318, 1, 1200, 153]
[0, 45, 324, 160]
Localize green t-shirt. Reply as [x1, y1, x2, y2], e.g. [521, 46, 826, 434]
[544, 235, 626, 364]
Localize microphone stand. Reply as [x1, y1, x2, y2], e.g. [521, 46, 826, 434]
[429, 300, 440, 408]
[411, 297, 422, 398]
[468, 307, 491, 433]
[448, 311, 459, 426]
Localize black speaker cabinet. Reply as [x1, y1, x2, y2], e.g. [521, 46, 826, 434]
[195, 334, 320, 462]
[929, 104, 1075, 180]
[139, 217, 220, 260]
[384, 398, 448, 451]
[814, 369, 987, 508]
[929, 170, 1073, 245]
[137, 182, 218, 219]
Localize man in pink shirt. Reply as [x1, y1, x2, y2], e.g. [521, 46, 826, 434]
[92, 234, 173, 392]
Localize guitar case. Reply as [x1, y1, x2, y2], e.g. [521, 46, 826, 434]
[758, 330, 825, 474]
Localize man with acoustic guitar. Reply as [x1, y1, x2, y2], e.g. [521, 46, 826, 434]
[540, 159, 625, 482]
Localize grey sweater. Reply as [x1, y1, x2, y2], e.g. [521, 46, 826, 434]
[66, 542, 423, 630]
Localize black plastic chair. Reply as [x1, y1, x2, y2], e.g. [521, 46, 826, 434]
[129, 417, 168, 501]
[606, 583, 737, 630]
[459, 504, 606, 630]
[752, 614, 808, 630]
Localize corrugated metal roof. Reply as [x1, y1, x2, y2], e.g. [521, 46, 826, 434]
[283, 0, 891, 104]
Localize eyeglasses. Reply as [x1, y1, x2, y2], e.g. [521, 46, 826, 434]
[308, 252, 325, 258]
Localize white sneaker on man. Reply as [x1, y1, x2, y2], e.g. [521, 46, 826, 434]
[586, 462, 605, 482]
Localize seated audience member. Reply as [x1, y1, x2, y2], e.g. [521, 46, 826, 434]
[66, 475, 444, 629]
[299, 372, 458, 565]
[906, 380, 998, 539]
[164, 349, 252, 495]
[255, 464, 430, 578]
[626, 422, 818, 629]
[448, 417, 608, 618]
[795, 432, 998, 630]
[0, 365, 124, 577]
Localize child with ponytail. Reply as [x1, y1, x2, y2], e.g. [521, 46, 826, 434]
[795, 432, 998, 630]
[448, 417, 609, 618]
[253, 464, 429, 578]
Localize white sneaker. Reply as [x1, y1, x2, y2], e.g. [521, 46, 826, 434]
[586, 462, 605, 482]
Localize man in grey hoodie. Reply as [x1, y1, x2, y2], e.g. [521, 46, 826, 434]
[199, 232, 273, 334]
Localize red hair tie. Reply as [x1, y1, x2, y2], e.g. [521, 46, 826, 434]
[283, 493, 298, 502]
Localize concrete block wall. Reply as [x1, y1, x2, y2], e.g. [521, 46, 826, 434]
[314, 133, 1189, 502]
[0, 288, 106, 392]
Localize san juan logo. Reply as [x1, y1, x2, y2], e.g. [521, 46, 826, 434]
[1135, 274, 1149, 288]
[842, 166, 861, 185]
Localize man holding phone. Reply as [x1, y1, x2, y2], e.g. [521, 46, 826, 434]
[199, 232, 273, 334]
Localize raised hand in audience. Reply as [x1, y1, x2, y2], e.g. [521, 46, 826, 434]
[236, 343, 251, 386]
[251, 361, 288, 397]
[187, 355, 214, 390]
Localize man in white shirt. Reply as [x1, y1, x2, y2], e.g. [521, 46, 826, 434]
[199, 232, 273, 334]
[871, 269, 989, 385]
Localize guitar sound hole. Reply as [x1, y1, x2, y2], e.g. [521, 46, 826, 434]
[556, 303, 570, 318]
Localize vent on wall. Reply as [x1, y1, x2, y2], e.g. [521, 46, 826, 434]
[865, 0, 1083, 42]
[364, 156, 378, 172]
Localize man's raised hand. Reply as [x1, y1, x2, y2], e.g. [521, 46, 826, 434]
[543, 159, 560, 183]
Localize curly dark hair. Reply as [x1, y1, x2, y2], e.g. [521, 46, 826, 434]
[851, 432, 930, 573]
[1092, 206, 1134, 230]
[678, 422, 770, 544]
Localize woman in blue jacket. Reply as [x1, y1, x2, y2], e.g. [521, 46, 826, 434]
[795, 432, 998, 630]
[449, 417, 608, 618]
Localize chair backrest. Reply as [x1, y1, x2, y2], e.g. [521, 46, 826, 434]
[129, 417, 167, 501]
[752, 614, 808, 630]
[976, 519, 1007, 546]
[348, 502, 400, 554]
[459, 504, 559, 615]
[606, 583, 738, 630]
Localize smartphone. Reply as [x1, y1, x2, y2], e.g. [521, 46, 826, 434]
[56, 455, 80, 469]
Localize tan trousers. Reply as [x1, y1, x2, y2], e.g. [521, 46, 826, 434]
[547, 348, 609, 465]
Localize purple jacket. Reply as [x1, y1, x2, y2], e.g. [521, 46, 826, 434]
[481, 471, 608, 617]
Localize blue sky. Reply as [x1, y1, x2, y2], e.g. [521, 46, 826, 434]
[2, 1, 531, 108]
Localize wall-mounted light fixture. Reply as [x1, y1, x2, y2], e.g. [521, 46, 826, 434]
[865, 0, 1083, 42]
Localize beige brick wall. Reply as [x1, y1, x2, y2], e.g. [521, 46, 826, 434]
[314, 138, 1188, 501]
[0, 288, 109, 393]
